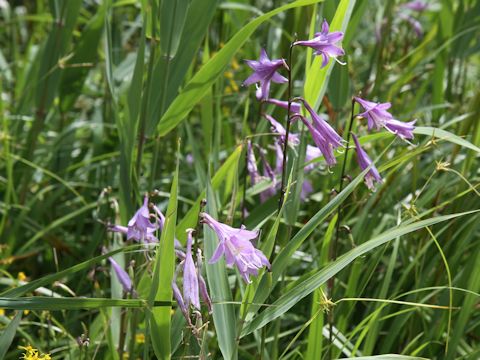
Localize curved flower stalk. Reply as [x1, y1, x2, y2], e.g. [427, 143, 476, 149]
[243, 48, 288, 100]
[400, 14, 424, 37]
[201, 212, 270, 283]
[263, 114, 300, 145]
[294, 19, 345, 67]
[352, 134, 383, 190]
[354, 97, 416, 140]
[264, 98, 302, 114]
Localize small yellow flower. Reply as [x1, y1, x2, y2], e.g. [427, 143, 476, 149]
[23, 309, 30, 316]
[18, 345, 51, 360]
[0, 308, 5, 316]
[224, 86, 232, 95]
[135, 333, 145, 344]
[18, 272, 27, 282]
[231, 58, 240, 71]
[224, 71, 234, 79]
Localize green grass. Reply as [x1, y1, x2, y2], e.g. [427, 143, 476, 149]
[0, 0, 479, 359]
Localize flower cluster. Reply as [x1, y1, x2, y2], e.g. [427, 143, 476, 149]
[243, 20, 416, 193]
[19, 345, 51, 360]
[172, 229, 212, 325]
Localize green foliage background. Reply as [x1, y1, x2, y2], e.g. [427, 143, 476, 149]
[0, 0, 479, 359]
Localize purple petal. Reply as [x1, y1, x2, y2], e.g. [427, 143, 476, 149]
[108, 257, 133, 293]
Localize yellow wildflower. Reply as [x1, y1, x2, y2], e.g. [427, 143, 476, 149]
[18, 272, 27, 282]
[18, 345, 51, 360]
[231, 58, 240, 70]
[0, 308, 5, 316]
[135, 333, 145, 344]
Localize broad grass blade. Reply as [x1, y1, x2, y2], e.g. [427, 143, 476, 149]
[149, 140, 180, 359]
[242, 211, 478, 336]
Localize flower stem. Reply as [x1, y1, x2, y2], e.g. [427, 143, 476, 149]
[327, 97, 355, 359]
[278, 44, 295, 211]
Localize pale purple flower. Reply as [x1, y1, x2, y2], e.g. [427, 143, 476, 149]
[402, 0, 429, 11]
[257, 147, 278, 202]
[183, 229, 200, 310]
[201, 212, 270, 283]
[247, 140, 261, 186]
[354, 97, 416, 140]
[303, 99, 343, 149]
[108, 257, 133, 293]
[294, 20, 345, 68]
[304, 145, 322, 172]
[172, 279, 191, 325]
[127, 195, 157, 241]
[299, 117, 338, 166]
[243, 48, 288, 100]
[108, 224, 159, 243]
[265, 98, 302, 114]
[247, 142, 277, 202]
[352, 134, 383, 190]
[263, 114, 300, 145]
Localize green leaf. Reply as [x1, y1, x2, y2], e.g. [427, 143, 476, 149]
[414, 126, 480, 154]
[241, 211, 477, 336]
[0, 312, 22, 359]
[0, 245, 145, 298]
[342, 356, 428, 360]
[149, 140, 180, 359]
[156, 0, 321, 137]
[59, 2, 106, 112]
[204, 179, 237, 360]
[0, 297, 170, 310]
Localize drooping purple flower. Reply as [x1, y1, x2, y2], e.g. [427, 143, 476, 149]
[243, 48, 288, 100]
[201, 212, 270, 283]
[294, 20, 345, 68]
[108, 257, 133, 293]
[299, 116, 338, 166]
[247, 140, 261, 186]
[302, 99, 343, 149]
[352, 134, 383, 190]
[127, 195, 157, 241]
[384, 118, 417, 139]
[354, 97, 416, 140]
[402, 0, 429, 12]
[183, 229, 200, 310]
[265, 98, 302, 114]
[263, 114, 300, 145]
[172, 279, 191, 326]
